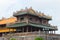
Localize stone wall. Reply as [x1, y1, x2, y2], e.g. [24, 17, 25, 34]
[0, 32, 60, 40]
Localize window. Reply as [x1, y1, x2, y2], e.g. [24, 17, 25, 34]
[43, 20, 47, 24]
[20, 17, 24, 21]
[35, 19, 38, 21]
[29, 18, 32, 21]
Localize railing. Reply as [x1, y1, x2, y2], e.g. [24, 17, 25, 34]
[29, 21, 55, 27]
[29, 21, 58, 30]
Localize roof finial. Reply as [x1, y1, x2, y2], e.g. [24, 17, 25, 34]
[25, 7, 28, 9]
[29, 7, 32, 9]
[39, 11, 41, 13]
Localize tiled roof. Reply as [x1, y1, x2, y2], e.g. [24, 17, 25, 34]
[13, 7, 52, 20]
[0, 17, 17, 25]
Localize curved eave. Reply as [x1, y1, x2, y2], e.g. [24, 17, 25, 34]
[13, 12, 52, 20]
[13, 12, 27, 16]
[6, 22, 57, 30]
[41, 16, 52, 20]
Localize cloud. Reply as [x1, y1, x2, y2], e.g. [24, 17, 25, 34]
[0, 0, 18, 18]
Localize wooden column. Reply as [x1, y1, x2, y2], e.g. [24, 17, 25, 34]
[34, 27, 35, 32]
[54, 31, 55, 34]
[22, 27, 24, 32]
[9, 28, 11, 33]
[42, 19, 43, 24]
[31, 27, 32, 32]
[13, 28, 14, 33]
[26, 27, 28, 32]
[50, 31, 52, 34]
[39, 29, 40, 33]
[52, 31, 53, 34]
[39, 29, 40, 36]
[53, 31, 55, 34]
[21, 27, 23, 32]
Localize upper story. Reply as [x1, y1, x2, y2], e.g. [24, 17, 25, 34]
[13, 7, 52, 25]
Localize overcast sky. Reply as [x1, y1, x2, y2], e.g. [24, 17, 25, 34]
[0, 0, 60, 34]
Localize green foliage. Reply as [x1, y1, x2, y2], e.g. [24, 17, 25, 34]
[35, 37, 43, 40]
[10, 38, 16, 40]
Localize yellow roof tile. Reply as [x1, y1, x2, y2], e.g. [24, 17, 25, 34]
[0, 17, 17, 25]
